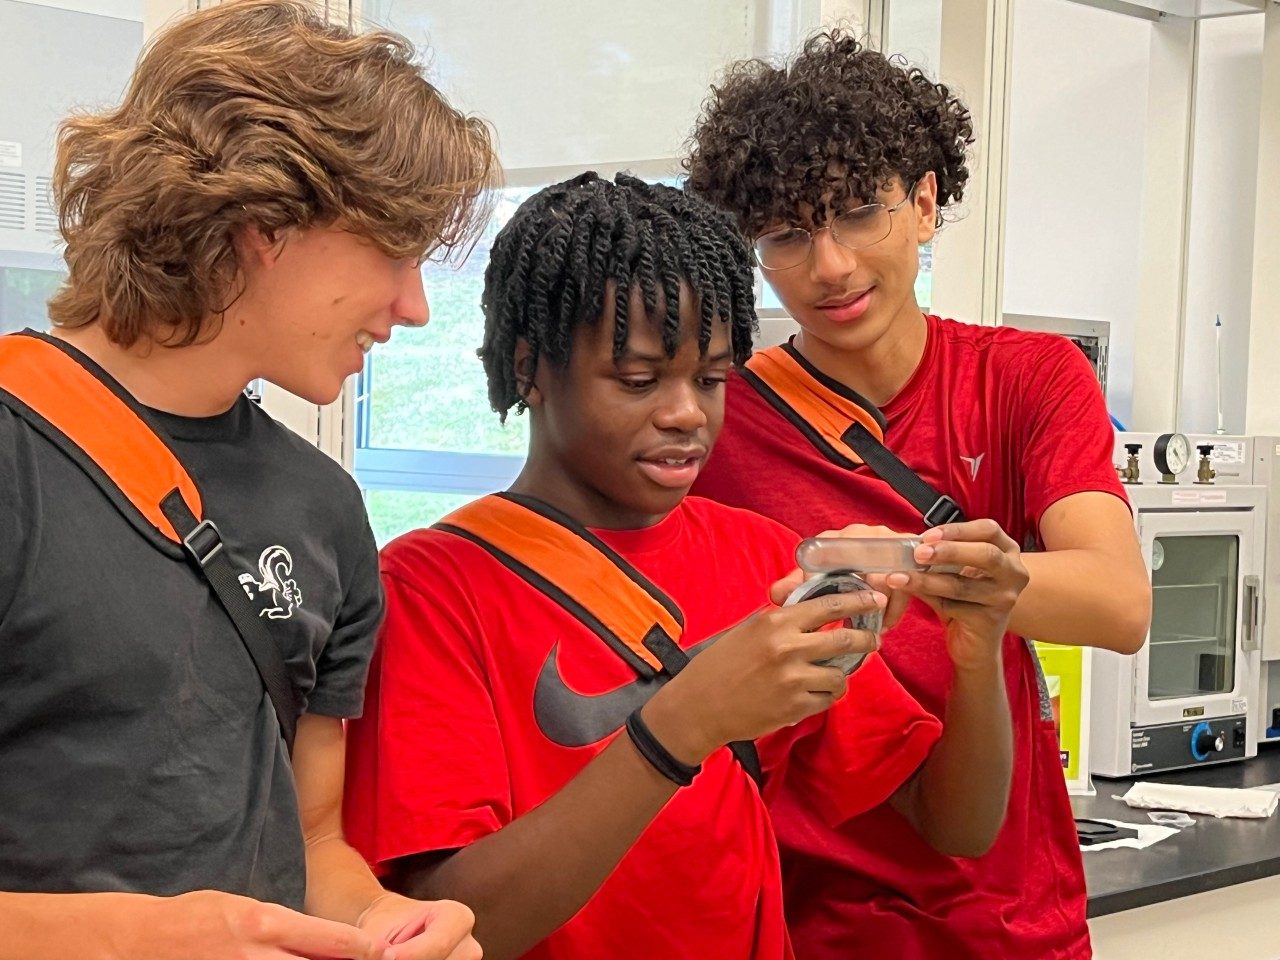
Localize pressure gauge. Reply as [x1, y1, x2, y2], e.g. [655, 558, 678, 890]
[1154, 433, 1192, 479]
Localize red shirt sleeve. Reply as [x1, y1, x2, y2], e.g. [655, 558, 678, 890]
[343, 537, 512, 868]
[758, 653, 942, 826]
[1018, 336, 1128, 526]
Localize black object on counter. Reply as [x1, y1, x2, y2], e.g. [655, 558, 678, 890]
[1076, 819, 1140, 846]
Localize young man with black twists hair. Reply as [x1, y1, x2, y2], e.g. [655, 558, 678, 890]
[685, 30, 1151, 960]
[342, 172, 1024, 960]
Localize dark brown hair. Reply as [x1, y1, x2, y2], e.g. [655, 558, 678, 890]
[685, 29, 973, 237]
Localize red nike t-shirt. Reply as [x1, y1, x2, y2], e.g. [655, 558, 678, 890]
[693, 316, 1128, 960]
[343, 496, 942, 960]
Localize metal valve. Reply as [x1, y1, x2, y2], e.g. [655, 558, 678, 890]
[1117, 443, 1142, 484]
[1194, 444, 1216, 485]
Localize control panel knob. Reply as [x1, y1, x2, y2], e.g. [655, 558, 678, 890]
[1191, 722, 1225, 761]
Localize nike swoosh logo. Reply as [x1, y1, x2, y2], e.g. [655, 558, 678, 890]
[533, 635, 717, 748]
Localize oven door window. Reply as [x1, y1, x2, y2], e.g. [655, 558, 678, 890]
[1148, 534, 1239, 701]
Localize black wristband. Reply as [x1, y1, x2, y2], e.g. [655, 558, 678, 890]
[624, 707, 701, 787]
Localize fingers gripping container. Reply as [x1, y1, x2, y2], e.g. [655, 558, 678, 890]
[783, 537, 931, 675]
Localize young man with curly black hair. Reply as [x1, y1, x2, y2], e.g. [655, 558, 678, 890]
[342, 172, 1028, 960]
[686, 31, 1151, 960]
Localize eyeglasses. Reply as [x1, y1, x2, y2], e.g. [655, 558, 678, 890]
[753, 180, 920, 272]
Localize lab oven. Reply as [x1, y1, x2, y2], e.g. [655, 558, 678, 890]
[1091, 433, 1267, 777]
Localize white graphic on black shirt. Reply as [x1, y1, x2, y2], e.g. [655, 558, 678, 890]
[238, 545, 303, 620]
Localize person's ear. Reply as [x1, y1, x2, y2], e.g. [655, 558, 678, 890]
[234, 222, 289, 270]
[913, 170, 939, 244]
[514, 339, 543, 407]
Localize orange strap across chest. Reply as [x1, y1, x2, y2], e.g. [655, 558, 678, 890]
[0, 331, 302, 752]
[741, 344, 965, 528]
[436, 493, 684, 678]
[0, 332, 203, 542]
[742, 345, 886, 468]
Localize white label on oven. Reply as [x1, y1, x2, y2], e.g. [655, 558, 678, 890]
[1232, 699, 1248, 715]
[0, 141, 20, 169]
[1213, 441, 1245, 465]
[1172, 489, 1229, 505]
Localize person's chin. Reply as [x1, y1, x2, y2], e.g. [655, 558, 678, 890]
[275, 374, 345, 406]
[799, 312, 885, 351]
[627, 482, 688, 523]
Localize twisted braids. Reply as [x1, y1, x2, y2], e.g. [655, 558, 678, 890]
[480, 172, 756, 420]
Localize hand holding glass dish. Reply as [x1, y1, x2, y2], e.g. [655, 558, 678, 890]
[784, 537, 964, 674]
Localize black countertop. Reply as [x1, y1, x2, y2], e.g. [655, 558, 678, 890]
[1076, 743, 1280, 917]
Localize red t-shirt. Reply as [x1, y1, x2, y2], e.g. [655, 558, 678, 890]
[693, 316, 1127, 960]
[344, 496, 941, 960]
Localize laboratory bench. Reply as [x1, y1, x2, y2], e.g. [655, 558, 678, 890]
[1074, 744, 1280, 958]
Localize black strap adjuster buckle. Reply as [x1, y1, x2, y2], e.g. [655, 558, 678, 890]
[182, 518, 225, 567]
[923, 495, 963, 528]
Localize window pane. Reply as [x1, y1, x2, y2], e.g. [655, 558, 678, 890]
[363, 187, 537, 455]
[1148, 535, 1239, 701]
[0, 267, 62, 333]
[365, 488, 482, 547]
[361, 1, 770, 171]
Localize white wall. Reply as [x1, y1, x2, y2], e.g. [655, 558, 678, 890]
[1178, 12, 1265, 435]
[1003, 0, 1153, 427]
[1245, 0, 1280, 436]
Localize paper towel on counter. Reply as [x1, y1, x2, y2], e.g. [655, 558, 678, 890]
[1118, 781, 1279, 819]
[1079, 819, 1179, 852]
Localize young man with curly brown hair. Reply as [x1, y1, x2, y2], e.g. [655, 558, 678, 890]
[686, 31, 1151, 960]
[0, 3, 494, 958]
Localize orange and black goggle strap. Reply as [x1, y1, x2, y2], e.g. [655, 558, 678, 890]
[436, 492, 687, 680]
[741, 343, 965, 527]
[0, 331, 301, 750]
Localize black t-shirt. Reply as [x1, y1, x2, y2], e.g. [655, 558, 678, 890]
[0, 338, 383, 909]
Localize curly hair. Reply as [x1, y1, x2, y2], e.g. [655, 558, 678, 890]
[684, 29, 973, 237]
[49, 0, 496, 347]
[479, 172, 756, 420]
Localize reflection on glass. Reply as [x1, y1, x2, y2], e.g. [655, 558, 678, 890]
[1148, 534, 1239, 701]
